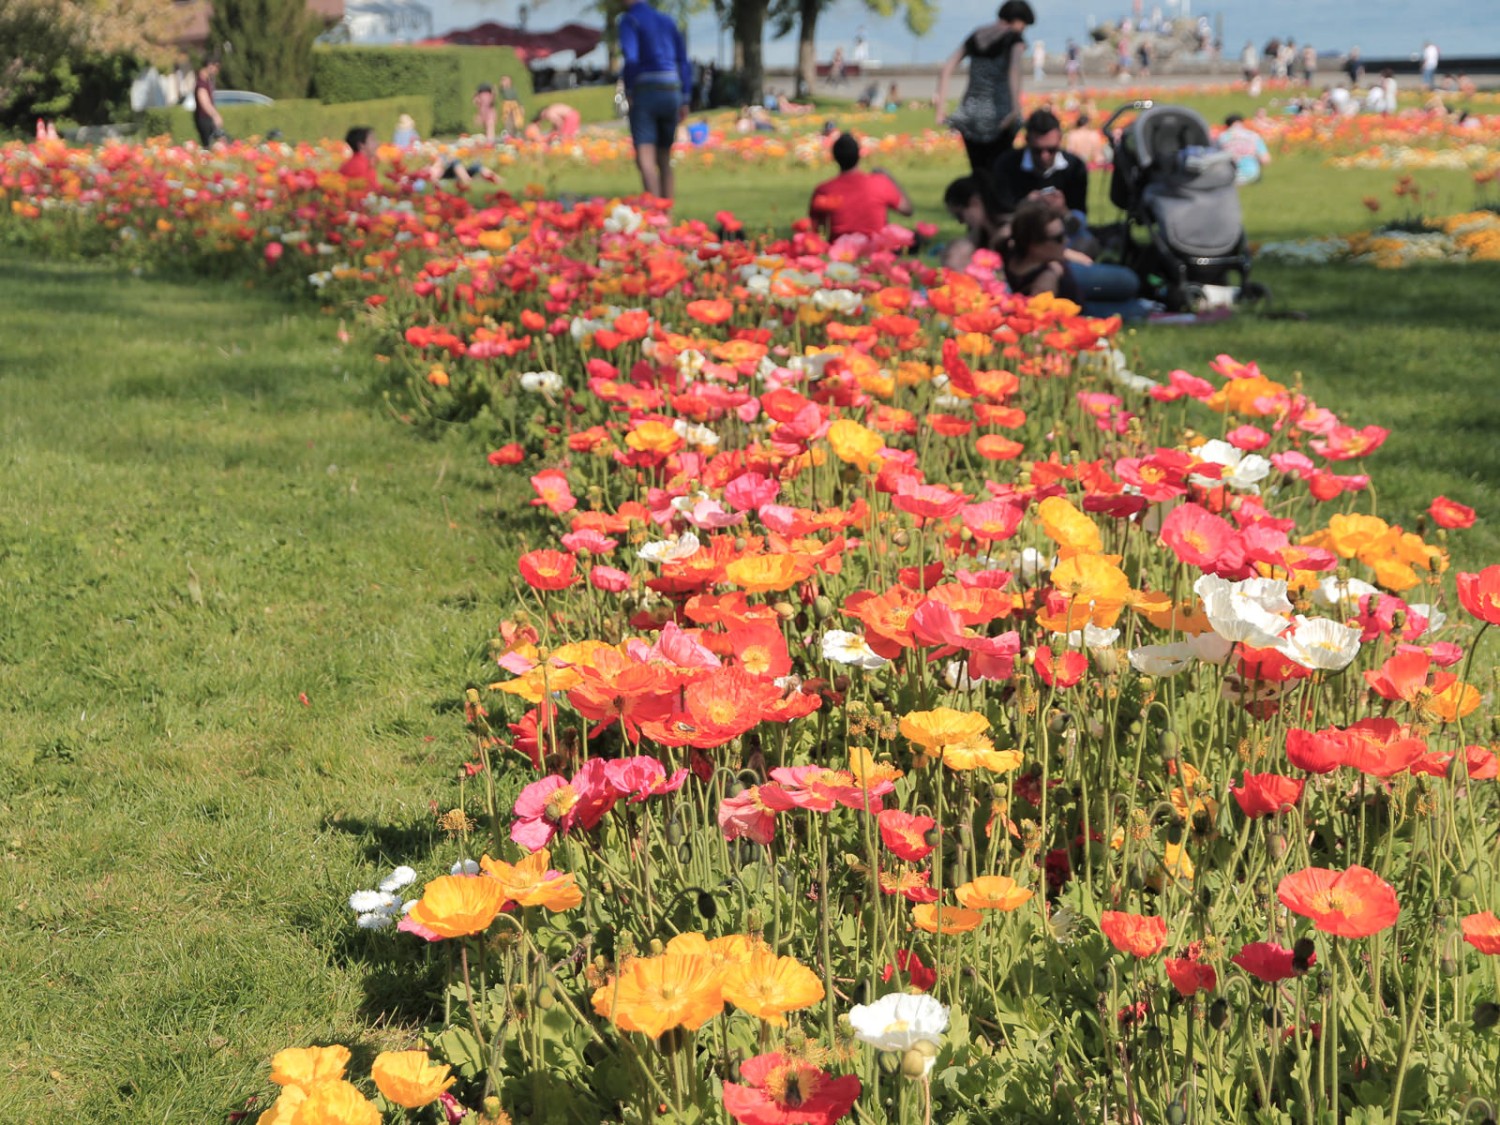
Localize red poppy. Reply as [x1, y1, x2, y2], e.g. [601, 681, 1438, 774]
[517, 549, 576, 591]
[1033, 646, 1088, 689]
[1457, 566, 1500, 626]
[1428, 496, 1476, 529]
[877, 810, 936, 862]
[1277, 866, 1400, 938]
[1231, 941, 1312, 983]
[1164, 950, 1217, 997]
[726, 621, 792, 680]
[722, 1052, 861, 1125]
[1100, 911, 1168, 957]
[1461, 912, 1500, 955]
[487, 443, 525, 466]
[1285, 727, 1344, 775]
[1231, 772, 1305, 818]
[881, 948, 937, 992]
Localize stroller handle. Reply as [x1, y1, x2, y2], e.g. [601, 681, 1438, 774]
[1101, 99, 1154, 145]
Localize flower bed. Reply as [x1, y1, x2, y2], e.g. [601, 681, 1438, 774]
[1260, 209, 1500, 267]
[4, 137, 1499, 1125]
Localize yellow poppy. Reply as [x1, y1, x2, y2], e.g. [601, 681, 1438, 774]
[1036, 496, 1102, 557]
[941, 737, 1023, 775]
[899, 707, 990, 751]
[826, 419, 885, 471]
[593, 953, 725, 1038]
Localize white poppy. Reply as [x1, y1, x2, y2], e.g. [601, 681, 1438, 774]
[848, 993, 950, 1052]
[1275, 615, 1362, 672]
[1195, 574, 1291, 647]
[1309, 575, 1380, 612]
[637, 531, 701, 564]
[450, 858, 480, 876]
[519, 370, 563, 395]
[820, 630, 888, 670]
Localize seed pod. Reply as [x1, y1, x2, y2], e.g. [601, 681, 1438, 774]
[697, 892, 718, 921]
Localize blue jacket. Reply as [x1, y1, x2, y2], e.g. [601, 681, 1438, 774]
[619, 2, 692, 96]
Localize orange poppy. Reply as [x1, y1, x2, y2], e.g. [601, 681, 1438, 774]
[1461, 912, 1500, 955]
[720, 948, 825, 1025]
[1277, 866, 1400, 938]
[724, 552, 816, 593]
[479, 848, 583, 911]
[593, 953, 724, 1038]
[1100, 911, 1167, 957]
[402, 874, 510, 940]
[955, 876, 1033, 911]
[912, 903, 984, 933]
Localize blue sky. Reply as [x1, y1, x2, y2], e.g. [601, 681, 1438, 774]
[421, 0, 1497, 67]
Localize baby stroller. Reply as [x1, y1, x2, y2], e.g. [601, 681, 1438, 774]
[1100, 101, 1258, 312]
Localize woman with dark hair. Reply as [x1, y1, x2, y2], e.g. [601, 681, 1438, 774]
[935, 1, 1035, 176]
[1002, 199, 1082, 301]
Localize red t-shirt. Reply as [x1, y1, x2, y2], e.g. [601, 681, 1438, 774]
[337, 152, 378, 192]
[808, 170, 903, 238]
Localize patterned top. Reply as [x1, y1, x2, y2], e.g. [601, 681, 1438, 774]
[948, 28, 1024, 143]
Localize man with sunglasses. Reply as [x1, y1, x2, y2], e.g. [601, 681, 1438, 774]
[991, 109, 1089, 219]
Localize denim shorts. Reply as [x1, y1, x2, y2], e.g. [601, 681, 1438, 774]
[629, 83, 681, 148]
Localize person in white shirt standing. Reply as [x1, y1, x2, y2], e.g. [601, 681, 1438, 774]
[1420, 42, 1439, 90]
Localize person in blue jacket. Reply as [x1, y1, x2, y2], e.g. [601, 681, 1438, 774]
[618, 0, 693, 200]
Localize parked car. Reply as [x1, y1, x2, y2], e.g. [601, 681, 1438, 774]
[214, 90, 274, 107]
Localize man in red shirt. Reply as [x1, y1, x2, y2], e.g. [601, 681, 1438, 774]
[337, 126, 380, 193]
[808, 132, 913, 238]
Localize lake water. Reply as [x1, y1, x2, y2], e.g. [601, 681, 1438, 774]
[413, 0, 1498, 70]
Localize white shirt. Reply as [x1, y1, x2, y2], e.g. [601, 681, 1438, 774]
[1422, 44, 1439, 69]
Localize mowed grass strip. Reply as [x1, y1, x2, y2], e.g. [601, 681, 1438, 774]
[0, 259, 517, 1120]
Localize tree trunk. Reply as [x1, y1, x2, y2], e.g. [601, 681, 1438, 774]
[732, 0, 766, 105]
[795, 0, 818, 100]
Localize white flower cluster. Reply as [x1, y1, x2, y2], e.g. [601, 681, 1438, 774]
[347, 865, 418, 930]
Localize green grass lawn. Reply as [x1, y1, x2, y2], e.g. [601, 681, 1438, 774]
[0, 260, 517, 1119]
[2, 124, 1498, 1119]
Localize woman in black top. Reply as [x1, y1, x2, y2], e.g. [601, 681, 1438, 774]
[935, 1, 1036, 176]
[1002, 199, 1083, 303]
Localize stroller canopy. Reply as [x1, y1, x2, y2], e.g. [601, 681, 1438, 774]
[1127, 105, 1213, 172]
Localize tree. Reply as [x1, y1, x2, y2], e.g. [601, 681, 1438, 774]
[0, 0, 174, 128]
[730, 0, 768, 104]
[770, 0, 935, 100]
[208, 0, 323, 99]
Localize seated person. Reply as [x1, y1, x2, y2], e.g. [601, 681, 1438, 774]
[1062, 113, 1110, 167]
[856, 81, 881, 109]
[992, 109, 1090, 219]
[1216, 113, 1270, 184]
[392, 113, 420, 150]
[808, 132, 914, 238]
[736, 105, 777, 133]
[1007, 197, 1153, 319]
[337, 126, 382, 193]
[941, 175, 1014, 271]
[1003, 199, 1083, 301]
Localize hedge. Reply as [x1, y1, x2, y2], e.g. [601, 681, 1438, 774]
[311, 47, 531, 135]
[530, 86, 622, 126]
[138, 95, 434, 145]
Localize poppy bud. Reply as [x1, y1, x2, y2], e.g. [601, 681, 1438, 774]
[1455, 873, 1479, 900]
[665, 823, 685, 846]
[536, 986, 557, 1011]
[899, 1049, 929, 1079]
[891, 530, 910, 548]
[648, 938, 664, 956]
[1158, 730, 1179, 757]
[1435, 898, 1451, 918]
[813, 595, 835, 619]
[773, 601, 796, 619]
[677, 843, 692, 864]
[878, 1053, 900, 1075]
[923, 828, 941, 847]
[1473, 1002, 1500, 1032]
[1209, 998, 1230, 1031]
[695, 890, 717, 920]
[1166, 1106, 1187, 1125]
[1263, 1005, 1282, 1028]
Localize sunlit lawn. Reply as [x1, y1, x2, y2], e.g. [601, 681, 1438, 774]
[2, 103, 1497, 1118]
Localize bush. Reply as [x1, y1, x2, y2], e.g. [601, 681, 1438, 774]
[138, 95, 433, 144]
[311, 46, 530, 135]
